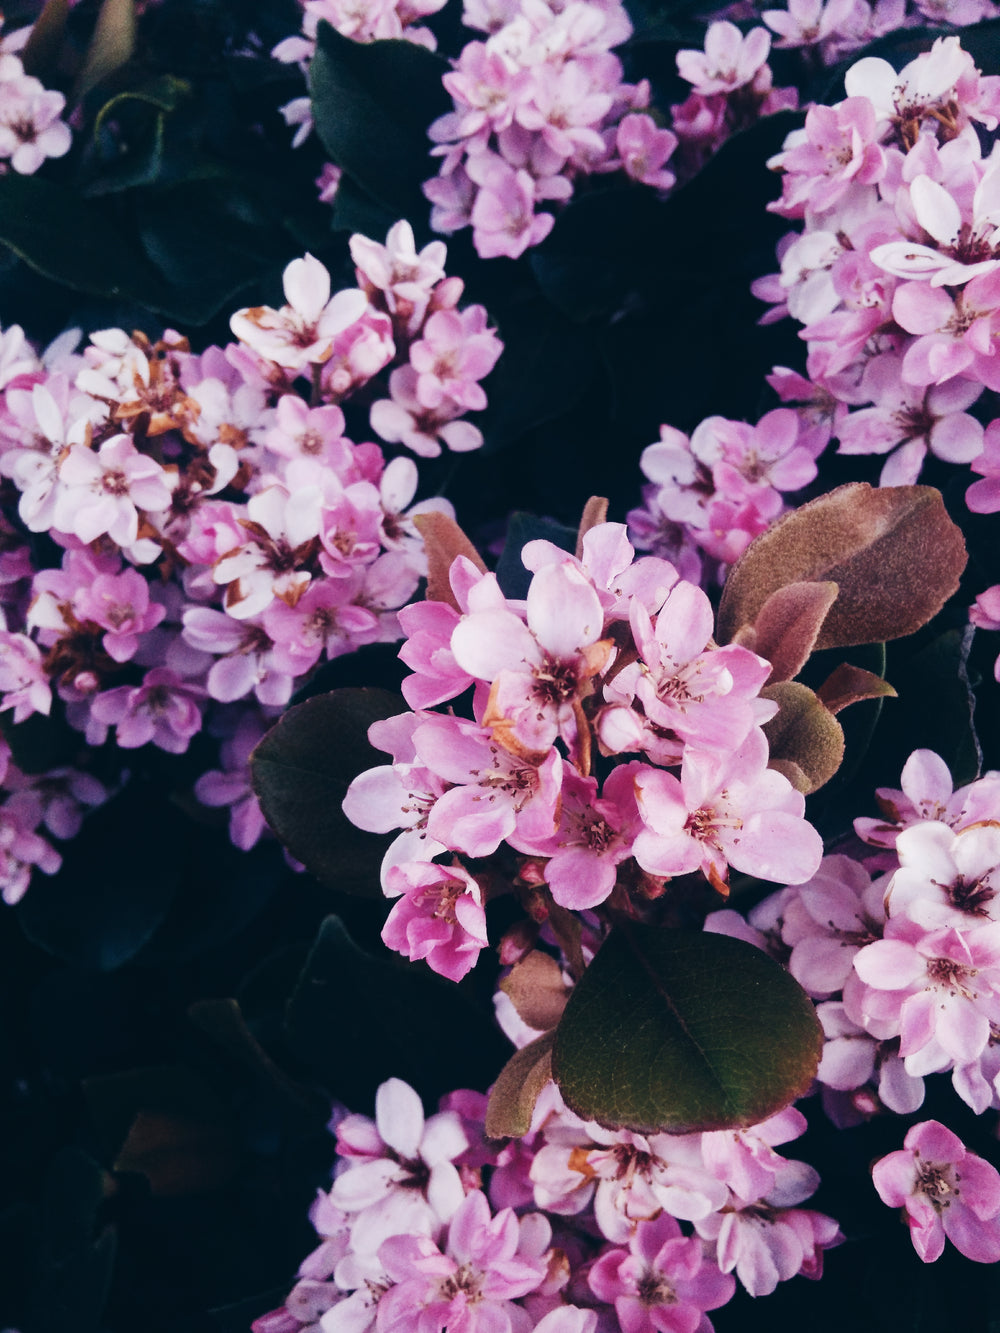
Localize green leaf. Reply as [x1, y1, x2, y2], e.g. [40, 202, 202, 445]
[29, 1148, 116, 1333]
[250, 688, 404, 897]
[16, 780, 189, 970]
[552, 925, 822, 1133]
[285, 916, 509, 1105]
[0, 174, 167, 305]
[309, 23, 450, 220]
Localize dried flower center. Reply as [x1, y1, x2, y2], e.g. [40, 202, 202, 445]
[636, 1270, 677, 1307]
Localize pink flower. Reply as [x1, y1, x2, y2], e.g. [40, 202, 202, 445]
[467, 154, 555, 260]
[332, 1076, 468, 1257]
[54, 434, 172, 549]
[0, 632, 51, 722]
[230, 254, 369, 373]
[615, 114, 677, 190]
[676, 23, 772, 96]
[696, 1204, 842, 1295]
[376, 1190, 549, 1331]
[0, 71, 71, 173]
[73, 568, 167, 663]
[381, 859, 488, 981]
[409, 307, 502, 413]
[588, 1212, 736, 1333]
[632, 728, 823, 888]
[872, 1119, 1000, 1262]
[88, 667, 204, 754]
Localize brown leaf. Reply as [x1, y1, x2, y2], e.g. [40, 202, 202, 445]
[114, 1110, 239, 1196]
[816, 663, 898, 715]
[762, 681, 845, 795]
[575, 496, 609, 559]
[717, 484, 966, 651]
[20, 0, 71, 79]
[413, 512, 486, 612]
[73, 0, 136, 102]
[485, 1032, 555, 1139]
[500, 951, 569, 1031]
[735, 581, 839, 683]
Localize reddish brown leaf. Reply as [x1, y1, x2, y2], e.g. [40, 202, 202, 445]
[734, 581, 839, 683]
[500, 950, 569, 1031]
[575, 495, 609, 559]
[717, 484, 966, 650]
[761, 681, 845, 795]
[816, 663, 898, 715]
[485, 1032, 555, 1139]
[413, 512, 486, 611]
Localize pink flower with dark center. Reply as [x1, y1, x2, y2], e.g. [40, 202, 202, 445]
[376, 1189, 549, 1331]
[872, 1119, 1000, 1262]
[414, 713, 563, 858]
[73, 568, 167, 663]
[0, 631, 51, 722]
[615, 114, 677, 190]
[850, 917, 1000, 1066]
[0, 71, 71, 174]
[230, 254, 369, 373]
[88, 667, 204, 754]
[409, 307, 502, 413]
[677, 22, 771, 96]
[632, 728, 823, 888]
[695, 1204, 842, 1296]
[55, 434, 172, 549]
[381, 859, 488, 980]
[588, 1211, 736, 1333]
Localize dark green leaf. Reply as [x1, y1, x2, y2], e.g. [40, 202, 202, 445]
[329, 172, 400, 238]
[0, 174, 167, 305]
[284, 916, 509, 1105]
[250, 687, 404, 897]
[16, 781, 189, 970]
[553, 925, 822, 1132]
[482, 302, 602, 452]
[29, 1148, 116, 1333]
[309, 23, 450, 220]
[495, 512, 578, 600]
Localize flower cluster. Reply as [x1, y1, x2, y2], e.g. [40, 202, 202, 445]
[252, 1072, 840, 1333]
[343, 520, 823, 979]
[627, 405, 822, 585]
[423, 0, 673, 259]
[0, 223, 502, 901]
[0, 16, 72, 176]
[710, 746, 1000, 1260]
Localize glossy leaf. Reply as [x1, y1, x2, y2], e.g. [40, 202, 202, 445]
[16, 781, 189, 970]
[309, 23, 450, 219]
[251, 687, 404, 897]
[552, 925, 822, 1133]
[717, 484, 967, 650]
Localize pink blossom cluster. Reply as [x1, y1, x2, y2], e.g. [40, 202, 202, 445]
[627, 406, 822, 585]
[342, 520, 823, 981]
[272, 0, 449, 150]
[669, 21, 798, 178]
[0, 224, 502, 898]
[709, 746, 1000, 1262]
[423, 0, 682, 259]
[753, 33, 1000, 489]
[0, 16, 72, 175]
[744, 0, 1000, 69]
[747, 34, 1000, 667]
[253, 1072, 840, 1333]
